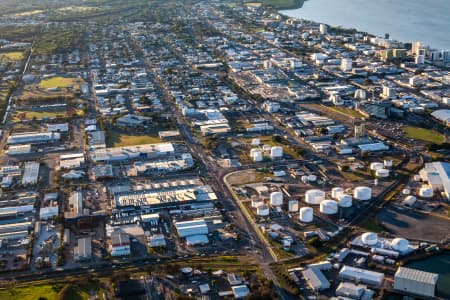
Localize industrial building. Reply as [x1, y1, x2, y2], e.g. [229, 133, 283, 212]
[65, 191, 83, 219]
[0, 221, 31, 240]
[335, 282, 375, 300]
[110, 231, 131, 256]
[88, 130, 106, 149]
[22, 162, 40, 185]
[39, 206, 59, 220]
[7, 132, 60, 145]
[74, 237, 92, 261]
[91, 143, 175, 162]
[394, 267, 439, 298]
[114, 182, 217, 208]
[419, 162, 450, 200]
[46, 123, 69, 132]
[231, 285, 250, 299]
[175, 219, 209, 246]
[302, 268, 330, 291]
[59, 153, 85, 170]
[175, 219, 208, 237]
[301, 261, 332, 291]
[148, 234, 166, 248]
[6, 144, 32, 155]
[339, 266, 385, 286]
[431, 109, 450, 127]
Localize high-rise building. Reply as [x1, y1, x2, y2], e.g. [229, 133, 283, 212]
[319, 23, 327, 35]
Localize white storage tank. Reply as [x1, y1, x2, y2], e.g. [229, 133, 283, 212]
[375, 169, 389, 178]
[288, 200, 299, 212]
[370, 162, 384, 171]
[305, 189, 326, 205]
[256, 205, 270, 216]
[301, 175, 309, 183]
[270, 192, 283, 206]
[250, 148, 263, 162]
[354, 186, 372, 201]
[384, 160, 393, 168]
[361, 232, 378, 246]
[251, 198, 264, 208]
[270, 146, 283, 158]
[402, 189, 410, 195]
[337, 194, 352, 208]
[331, 187, 344, 199]
[419, 185, 433, 198]
[299, 207, 313, 223]
[320, 200, 338, 215]
[308, 175, 317, 182]
[391, 238, 409, 252]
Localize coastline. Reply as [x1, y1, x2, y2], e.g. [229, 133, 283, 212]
[277, 0, 450, 51]
[244, 0, 306, 10]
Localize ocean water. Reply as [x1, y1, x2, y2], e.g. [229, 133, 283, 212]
[280, 0, 450, 50]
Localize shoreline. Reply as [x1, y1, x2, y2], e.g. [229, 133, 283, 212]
[277, 1, 450, 51]
[244, 0, 306, 10]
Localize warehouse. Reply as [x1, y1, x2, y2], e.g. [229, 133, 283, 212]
[0, 165, 21, 177]
[46, 123, 69, 132]
[394, 267, 439, 298]
[133, 154, 194, 174]
[339, 266, 385, 286]
[302, 268, 330, 291]
[7, 132, 60, 145]
[88, 130, 106, 149]
[186, 234, 209, 246]
[22, 162, 40, 185]
[431, 109, 450, 127]
[65, 191, 83, 219]
[114, 183, 217, 208]
[59, 153, 85, 170]
[39, 206, 59, 220]
[336, 282, 374, 300]
[110, 231, 131, 257]
[175, 219, 209, 238]
[0, 220, 31, 240]
[0, 221, 31, 234]
[148, 234, 166, 248]
[0, 205, 34, 218]
[6, 144, 32, 155]
[91, 143, 175, 162]
[358, 142, 389, 152]
[74, 237, 92, 261]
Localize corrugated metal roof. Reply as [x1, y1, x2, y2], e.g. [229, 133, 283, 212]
[395, 267, 439, 285]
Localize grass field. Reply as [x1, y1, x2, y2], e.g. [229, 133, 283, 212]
[106, 131, 162, 147]
[0, 51, 24, 61]
[12, 109, 84, 121]
[331, 106, 366, 118]
[403, 126, 445, 144]
[39, 77, 77, 89]
[0, 282, 102, 300]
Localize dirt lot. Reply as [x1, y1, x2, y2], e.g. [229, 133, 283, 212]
[378, 206, 450, 243]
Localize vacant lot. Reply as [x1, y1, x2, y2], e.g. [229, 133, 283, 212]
[378, 207, 450, 243]
[106, 131, 162, 147]
[39, 76, 77, 89]
[403, 126, 445, 144]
